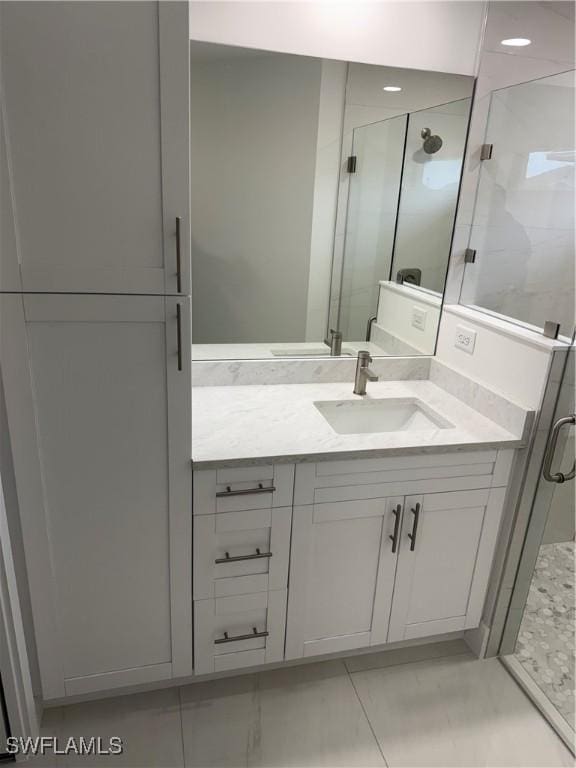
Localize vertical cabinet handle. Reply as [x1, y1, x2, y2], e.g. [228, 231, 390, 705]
[175, 216, 182, 293]
[408, 503, 421, 552]
[389, 504, 402, 553]
[176, 303, 182, 371]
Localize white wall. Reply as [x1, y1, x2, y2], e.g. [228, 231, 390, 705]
[190, 46, 322, 343]
[376, 282, 441, 355]
[437, 305, 557, 409]
[189, 2, 486, 77]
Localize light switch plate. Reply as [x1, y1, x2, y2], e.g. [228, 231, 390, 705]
[455, 325, 476, 354]
[412, 306, 427, 331]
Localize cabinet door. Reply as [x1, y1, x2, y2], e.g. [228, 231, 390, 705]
[0, 2, 189, 295]
[388, 488, 506, 642]
[0, 294, 191, 698]
[285, 497, 402, 659]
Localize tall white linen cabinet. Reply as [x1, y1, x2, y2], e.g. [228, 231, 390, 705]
[0, 2, 192, 700]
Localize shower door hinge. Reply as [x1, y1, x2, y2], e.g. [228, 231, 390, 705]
[464, 248, 477, 264]
[480, 143, 493, 160]
[346, 155, 357, 173]
[543, 321, 560, 339]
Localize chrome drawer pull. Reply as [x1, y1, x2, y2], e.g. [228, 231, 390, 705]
[214, 627, 270, 645]
[216, 483, 276, 498]
[215, 548, 273, 564]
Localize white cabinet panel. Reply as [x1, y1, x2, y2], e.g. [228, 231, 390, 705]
[285, 498, 401, 659]
[294, 452, 499, 505]
[193, 464, 294, 515]
[0, 1, 189, 294]
[388, 488, 505, 642]
[194, 590, 287, 675]
[193, 506, 292, 599]
[3, 294, 192, 696]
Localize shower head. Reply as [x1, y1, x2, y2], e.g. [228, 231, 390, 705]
[421, 127, 443, 154]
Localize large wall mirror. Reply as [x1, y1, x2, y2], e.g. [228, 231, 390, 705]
[190, 42, 474, 360]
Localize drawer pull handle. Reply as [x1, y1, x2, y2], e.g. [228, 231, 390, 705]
[408, 503, 421, 552]
[216, 483, 276, 498]
[214, 627, 270, 645]
[215, 548, 273, 564]
[176, 303, 182, 372]
[389, 504, 402, 553]
[175, 216, 182, 293]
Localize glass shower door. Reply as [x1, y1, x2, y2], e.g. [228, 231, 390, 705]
[337, 115, 407, 340]
[501, 348, 575, 748]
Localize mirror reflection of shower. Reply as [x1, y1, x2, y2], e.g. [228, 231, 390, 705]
[332, 96, 471, 346]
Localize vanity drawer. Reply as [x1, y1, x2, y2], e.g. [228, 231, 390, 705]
[193, 464, 294, 514]
[194, 590, 287, 675]
[294, 450, 513, 505]
[193, 506, 292, 599]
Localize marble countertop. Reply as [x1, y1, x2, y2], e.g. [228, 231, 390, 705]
[192, 379, 530, 468]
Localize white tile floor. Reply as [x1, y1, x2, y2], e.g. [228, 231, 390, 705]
[31, 642, 574, 768]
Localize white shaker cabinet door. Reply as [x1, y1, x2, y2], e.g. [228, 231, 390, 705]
[388, 488, 506, 642]
[0, 1, 189, 295]
[285, 497, 403, 660]
[1, 294, 192, 698]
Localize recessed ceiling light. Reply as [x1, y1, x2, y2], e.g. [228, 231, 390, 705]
[501, 38, 532, 47]
[383, 85, 402, 92]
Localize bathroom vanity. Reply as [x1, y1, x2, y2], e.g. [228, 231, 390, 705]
[192, 376, 530, 677]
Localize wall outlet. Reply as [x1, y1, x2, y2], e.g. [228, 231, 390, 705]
[412, 306, 427, 331]
[454, 324, 477, 354]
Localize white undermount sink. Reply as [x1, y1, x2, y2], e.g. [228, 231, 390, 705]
[314, 397, 453, 435]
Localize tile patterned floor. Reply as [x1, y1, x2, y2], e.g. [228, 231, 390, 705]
[515, 540, 575, 726]
[30, 641, 574, 768]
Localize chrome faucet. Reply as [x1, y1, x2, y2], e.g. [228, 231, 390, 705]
[354, 350, 379, 395]
[324, 328, 343, 356]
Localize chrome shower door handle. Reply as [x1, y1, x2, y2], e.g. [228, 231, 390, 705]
[543, 414, 575, 483]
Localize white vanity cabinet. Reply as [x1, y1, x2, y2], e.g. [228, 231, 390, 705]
[285, 450, 513, 660]
[193, 465, 294, 674]
[193, 448, 513, 674]
[1, 294, 192, 699]
[0, 1, 189, 295]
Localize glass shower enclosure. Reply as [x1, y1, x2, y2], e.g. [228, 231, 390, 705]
[469, 69, 576, 752]
[500, 349, 574, 750]
[460, 70, 575, 339]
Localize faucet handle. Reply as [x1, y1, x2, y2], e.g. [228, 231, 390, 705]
[357, 350, 372, 364]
